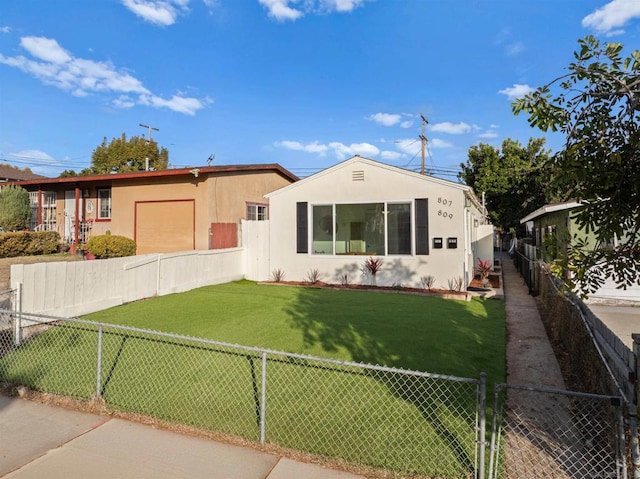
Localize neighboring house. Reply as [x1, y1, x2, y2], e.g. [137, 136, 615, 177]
[0, 164, 47, 182]
[7, 164, 298, 254]
[265, 156, 493, 289]
[519, 201, 640, 302]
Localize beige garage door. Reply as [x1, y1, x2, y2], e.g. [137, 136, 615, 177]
[135, 200, 195, 254]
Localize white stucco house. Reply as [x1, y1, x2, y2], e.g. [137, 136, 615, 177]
[265, 156, 493, 289]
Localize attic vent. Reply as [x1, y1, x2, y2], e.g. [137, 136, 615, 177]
[352, 170, 365, 181]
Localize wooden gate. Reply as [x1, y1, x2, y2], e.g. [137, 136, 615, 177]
[210, 223, 238, 249]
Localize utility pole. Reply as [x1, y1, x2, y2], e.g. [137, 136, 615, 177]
[419, 115, 429, 175]
[139, 123, 159, 143]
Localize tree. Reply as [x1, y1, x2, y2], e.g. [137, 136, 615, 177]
[459, 138, 552, 235]
[513, 36, 640, 295]
[0, 185, 31, 231]
[90, 133, 169, 174]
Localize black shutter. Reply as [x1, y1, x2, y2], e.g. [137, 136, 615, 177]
[415, 198, 429, 255]
[296, 202, 308, 253]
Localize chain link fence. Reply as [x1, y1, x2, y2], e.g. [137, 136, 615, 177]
[0, 311, 485, 478]
[489, 383, 626, 479]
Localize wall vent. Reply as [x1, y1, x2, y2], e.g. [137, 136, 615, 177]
[352, 170, 365, 181]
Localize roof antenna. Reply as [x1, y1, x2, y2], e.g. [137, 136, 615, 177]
[207, 154, 215, 166]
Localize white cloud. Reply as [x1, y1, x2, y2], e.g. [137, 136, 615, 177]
[121, 0, 190, 26]
[582, 0, 640, 35]
[506, 42, 524, 56]
[381, 150, 403, 161]
[258, 0, 303, 21]
[498, 83, 534, 99]
[21, 36, 71, 64]
[275, 140, 329, 155]
[275, 139, 379, 159]
[1, 26, 11, 34]
[430, 138, 453, 148]
[369, 112, 401, 127]
[329, 141, 380, 159]
[0, 36, 209, 115]
[394, 138, 420, 155]
[477, 131, 498, 139]
[429, 121, 472, 135]
[259, 0, 365, 21]
[400, 120, 413, 129]
[320, 0, 364, 13]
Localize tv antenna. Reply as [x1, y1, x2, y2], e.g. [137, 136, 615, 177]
[207, 154, 215, 166]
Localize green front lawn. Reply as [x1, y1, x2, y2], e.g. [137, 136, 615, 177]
[1, 281, 505, 476]
[87, 280, 505, 381]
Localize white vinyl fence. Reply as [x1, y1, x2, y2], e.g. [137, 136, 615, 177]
[241, 219, 270, 282]
[11, 248, 245, 317]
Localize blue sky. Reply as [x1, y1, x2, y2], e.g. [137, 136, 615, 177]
[1, 0, 639, 179]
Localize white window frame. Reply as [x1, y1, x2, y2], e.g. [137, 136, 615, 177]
[247, 203, 268, 221]
[97, 188, 112, 220]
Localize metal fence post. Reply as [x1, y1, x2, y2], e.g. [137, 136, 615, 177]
[13, 283, 23, 346]
[96, 325, 103, 398]
[478, 372, 486, 479]
[260, 351, 267, 445]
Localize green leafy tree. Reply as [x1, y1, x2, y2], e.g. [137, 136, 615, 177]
[0, 185, 31, 231]
[513, 36, 640, 295]
[90, 133, 169, 174]
[459, 138, 552, 235]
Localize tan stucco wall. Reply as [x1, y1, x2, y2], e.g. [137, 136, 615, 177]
[207, 171, 293, 223]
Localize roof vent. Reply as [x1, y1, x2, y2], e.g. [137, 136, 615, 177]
[352, 170, 365, 181]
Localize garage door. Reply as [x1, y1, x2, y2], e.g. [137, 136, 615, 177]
[135, 200, 195, 254]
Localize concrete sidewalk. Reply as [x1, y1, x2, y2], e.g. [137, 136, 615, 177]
[0, 395, 365, 479]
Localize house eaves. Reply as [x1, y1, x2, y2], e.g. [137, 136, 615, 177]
[0, 164, 49, 182]
[520, 201, 582, 224]
[4, 164, 299, 187]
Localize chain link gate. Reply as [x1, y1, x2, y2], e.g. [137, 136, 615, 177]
[489, 383, 626, 479]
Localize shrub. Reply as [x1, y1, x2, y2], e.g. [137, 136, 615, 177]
[271, 268, 285, 282]
[338, 273, 351, 285]
[0, 231, 60, 258]
[447, 277, 464, 292]
[419, 275, 436, 290]
[0, 186, 31, 231]
[306, 268, 322, 284]
[86, 234, 136, 259]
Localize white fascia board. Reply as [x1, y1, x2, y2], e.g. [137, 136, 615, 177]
[520, 201, 582, 224]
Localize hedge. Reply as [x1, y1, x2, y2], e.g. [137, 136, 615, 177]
[87, 234, 136, 259]
[0, 231, 60, 258]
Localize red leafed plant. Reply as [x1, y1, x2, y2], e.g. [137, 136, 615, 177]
[474, 259, 492, 280]
[362, 256, 384, 286]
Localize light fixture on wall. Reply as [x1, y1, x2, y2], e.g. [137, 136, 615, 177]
[464, 195, 471, 208]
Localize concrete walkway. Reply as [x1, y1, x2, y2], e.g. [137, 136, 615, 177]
[500, 253, 566, 389]
[0, 395, 364, 479]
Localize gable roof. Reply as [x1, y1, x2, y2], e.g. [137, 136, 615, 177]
[3, 164, 299, 187]
[266, 155, 474, 198]
[0, 164, 48, 182]
[520, 201, 582, 224]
